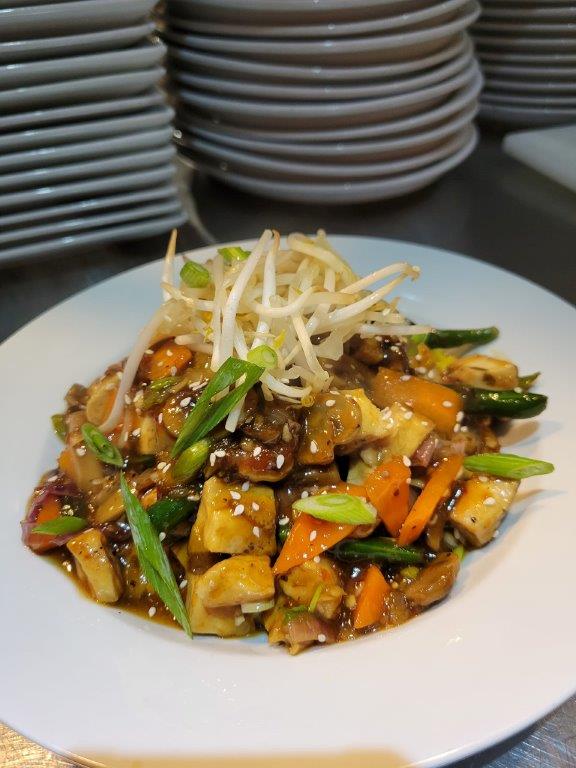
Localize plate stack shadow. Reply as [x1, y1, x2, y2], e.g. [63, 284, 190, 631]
[0, 0, 186, 263]
[159, 0, 483, 204]
[472, 0, 576, 128]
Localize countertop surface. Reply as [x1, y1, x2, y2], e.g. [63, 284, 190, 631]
[1, 133, 575, 768]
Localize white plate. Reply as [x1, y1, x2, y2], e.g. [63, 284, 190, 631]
[481, 4, 576, 20]
[0, 22, 153, 63]
[0, 0, 156, 39]
[479, 48, 576, 64]
[0, 40, 165, 89]
[169, 45, 474, 102]
[192, 127, 478, 202]
[474, 32, 576, 50]
[166, 33, 469, 83]
[174, 60, 480, 129]
[160, 0, 467, 39]
[182, 124, 475, 181]
[177, 72, 482, 142]
[483, 90, 576, 106]
[479, 100, 576, 126]
[0, 106, 173, 153]
[483, 75, 576, 94]
[180, 103, 478, 163]
[161, 3, 480, 65]
[0, 211, 186, 264]
[481, 60, 576, 79]
[473, 18, 576, 34]
[1, 234, 574, 765]
[0, 89, 164, 132]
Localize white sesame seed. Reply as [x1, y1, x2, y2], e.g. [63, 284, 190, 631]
[442, 400, 453, 408]
[282, 423, 292, 443]
[402, 455, 411, 467]
[479, 475, 488, 482]
[65, 563, 73, 573]
[303, 553, 308, 559]
[144, 349, 154, 355]
[242, 481, 250, 492]
[317, 633, 327, 643]
[230, 490, 241, 500]
[325, 399, 336, 407]
[161, 464, 171, 474]
[453, 424, 461, 433]
[276, 454, 285, 469]
[124, 394, 132, 405]
[234, 504, 245, 516]
[214, 449, 226, 458]
[235, 615, 246, 626]
[179, 579, 188, 589]
[309, 530, 317, 542]
[253, 446, 262, 457]
[414, 354, 422, 361]
[166, 349, 173, 357]
[278, 516, 290, 525]
[400, 374, 411, 381]
[75, 446, 86, 456]
[170, 366, 177, 376]
[209, 452, 216, 466]
[301, 490, 309, 499]
[514, 387, 522, 394]
[405, 477, 411, 484]
[313, 555, 321, 563]
[456, 410, 464, 423]
[158, 413, 163, 424]
[252, 502, 260, 511]
[148, 607, 156, 618]
[484, 497, 496, 506]
[159, 532, 166, 542]
[403, 411, 413, 420]
[310, 440, 318, 454]
[46, 475, 58, 483]
[180, 396, 191, 407]
[252, 526, 260, 538]
[427, 370, 435, 379]
[131, 428, 141, 437]
[493, 530, 500, 538]
[391, 345, 400, 353]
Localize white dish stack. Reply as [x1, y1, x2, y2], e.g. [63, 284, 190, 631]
[0, 0, 186, 263]
[159, 0, 483, 204]
[472, 2, 576, 128]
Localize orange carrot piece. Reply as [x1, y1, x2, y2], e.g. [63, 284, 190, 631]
[353, 564, 391, 630]
[148, 340, 193, 381]
[58, 447, 75, 480]
[365, 457, 411, 537]
[371, 368, 463, 435]
[273, 513, 355, 576]
[26, 497, 62, 553]
[330, 482, 368, 498]
[397, 455, 463, 545]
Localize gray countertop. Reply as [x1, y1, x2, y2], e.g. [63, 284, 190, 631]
[1, 133, 575, 768]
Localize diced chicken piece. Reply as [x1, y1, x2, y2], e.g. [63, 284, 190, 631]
[360, 404, 434, 466]
[341, 389, 393, 443]
[85, 373, 118, 426]
[447, 355, 519, 390]
[67, 528, 123, 603]
[192, 476, 276, 555]
[186, 575, 254, 637]
[298, 393, 361, 465]
[197, 555, 274, 609]
[279, 557, 344, 620]
[450, 477, 519, 546]
[264, 600, 337, 654]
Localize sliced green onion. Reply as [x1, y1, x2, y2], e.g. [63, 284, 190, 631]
[81, 423, 123, 468]
[241, 599, 275, 614]
[518, 372, 540, 390]
[147, 498, 197, 532]
[308, 584, 323, 613]
[119, 474, 192, 637]
[171, 357, 264, 457]
[180, 261, 211, 289]
[400, 566, 420, 580]
[292, 493, 377, 525]
[51, 414, 67, 442]
[141, 375, 181, 410]
[282, 605, 308, 624]
[32, 516, 88, 535]
[247, 344, 278, 370]
[173, 439, 210, 482]
[463, 452, 554, 480]
[218, 245, 250, 263]
[453, 545, 466, 561]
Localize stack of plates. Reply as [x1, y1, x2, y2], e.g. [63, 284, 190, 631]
[473, 2, 576, 128]
[159, 0, 483, 204]
[0, 0, 186, 263]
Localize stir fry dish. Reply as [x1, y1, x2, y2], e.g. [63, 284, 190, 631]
[22, 230, 553, 653]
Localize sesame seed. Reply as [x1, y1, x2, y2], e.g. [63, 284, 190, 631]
[310, 440, 318, 454]
[170, 366, 177, 376]
[179, 579, 188, 589]
[391, 345, 400, 353]
[124, 394, 132, 405]
[301, 490, 309, 499]
[131, 428, 141, 437]
[148, 607, 156, 618]
[252, 526, 260, 538]
[303, 553, 308, 559]
[282, 424, 292, 443]
[460, 426, 469, 432]
[325, 399, 336, 407]
[442, 400, 453, 408]
[279, 516, 290, 525]
[405, 477, 411, 484]
[414, 354, 422, 361]
[514, 387, 522, 394]
[233, 504, 245, 516]
[116, 371, 123, 379]
[46, 475, 58, 483]
[400, 375, 411, 381]
[453, 424, 460, 433]
[456, 410, 464, 423]
[230, 490, 241, 500]
[253, 446, 262, 457]
[180, 396, 191, 407]
[309, 530, 317, 542]
[427, 370, 435, 379]
[313, 555, 321, 563]
[75, 446, 86, 456]
[479, 475, 488, 482]
[215, 449, 226, 458]
[209, 452, 216, 466]
[402, 455, 411, 467]
[276, 454, 285, 469]
[484, 497, 496, 506]
[65, 563, 73, 573]
[493, 530, 500, 538]
[159, 532, 166, 542]
[166, 349, 173, 357]
[161, 464, 171, 474]
[391, 582, 399, 590]
[317, 633, 327, 643]
[158, 413, 163, 423]
[242, 481, 250, 491]
[252, 502, 260, 511]
[144, 349, 154, 355]
[235, 615, 245, 626]
[404, 411, 413, 420]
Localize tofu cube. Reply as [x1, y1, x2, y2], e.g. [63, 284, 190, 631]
[198, 555, 275, 609]
[186, 575, 254, 637]
[450, 477, 519, 547]
[67, 528, 123, 603]
[341, 389, 393, 443]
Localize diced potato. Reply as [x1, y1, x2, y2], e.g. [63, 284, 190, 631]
[341, 389, 394, 443]
[360, 404, 434, 466]
[198, 555, 274, 609]
[450, 477, 519, 546]
[186, 575, 254, 637]
[194, 477, 276, 555]
[138, 414, 174, 455]
[279, 557, 344, 620]
[85, 373, 118, 426]
[67, 528, 123, 603]
[447, 355, 519, 390]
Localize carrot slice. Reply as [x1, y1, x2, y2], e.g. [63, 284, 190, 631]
[26, 497, 62, 553]
[273, 513, 354, 576]
[397, 455, 463, 545]
[365, 457, 411, 537]
[147, 340, 193, 381]
[353, 564, 391, 630]
[330, 482, 367, 498]
[371, 368, 463, 435]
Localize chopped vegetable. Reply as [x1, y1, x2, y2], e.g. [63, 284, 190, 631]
[148, 340, 193, 382]
[331, 537, 426, 565]
[448, 354, 519, 390]
[397, 455, 463, 546]
[274, 513, 355, 575]
[119, 474, 192, 637]
[141, 375, 181, 410]
[518, 372, 540, 390]
[353, 565, 390, 630]
[364, 457, 411, 536]
[463, 452, 554, 479]
[33, 516, 87, 535]
[308, 584, 323, 613]
[147, 498, 197, 532]
[418, 326, 499, 349]
[172, 357, 264, 457]
[450, 477, 519, 546]
[292, 493, 377, 525]
[81, 423, 124, 467]
[180, 260, 211, 289]
[246, 344, 278, 370]
[67, 528, 123, 603]
[218, 245, 250, 263]
[51, 414, 67, 442]
[172, 439, 210, 482]
[463, 388, 547, 418]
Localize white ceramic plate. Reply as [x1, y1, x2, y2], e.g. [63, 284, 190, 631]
[479, 100, 576, 126]
[483, 75, 576, 94]
[1, 235, 574, 766]
[482, 90, 576, 106]
[478, 48, 576, 64]
[481, 4, 576, 20]
[474, 18, 576, 34]
[474, 32, 576, 50]
[480, 60, 576, 79]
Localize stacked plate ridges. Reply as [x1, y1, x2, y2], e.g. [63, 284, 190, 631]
[160, 0, 482, 204]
